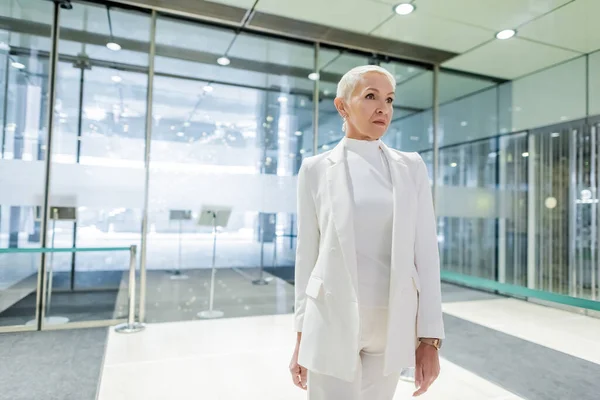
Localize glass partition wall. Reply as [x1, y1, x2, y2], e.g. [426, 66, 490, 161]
[1, 0, 598, 332]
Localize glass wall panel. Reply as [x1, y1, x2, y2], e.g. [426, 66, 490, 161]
[498, 132, 528, 286]
[40, 1, 150, 325]
[590, 51, 600, 117]
[317, 46, 432, 153]
[147, 17, 312, 323]
[0, 0, 53, 328]
[528, 122, 599, 300]
[435, 138, 499, 279]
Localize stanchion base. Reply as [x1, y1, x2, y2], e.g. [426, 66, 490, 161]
[252, 279, 269, 286]
[198, 310, 224, 319]
[170, 272, 189, 280]
[114, 322, 146, 334]
[25, 316, 70, 326]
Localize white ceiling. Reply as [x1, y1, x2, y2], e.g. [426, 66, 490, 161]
[207, 0, 599, 80]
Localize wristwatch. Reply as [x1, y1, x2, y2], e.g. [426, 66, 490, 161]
[419, 338, 442, 350]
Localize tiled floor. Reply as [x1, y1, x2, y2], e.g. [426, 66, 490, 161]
[97, 314, 523, 400]
[97, 279, 600, 400]
[442, 297, 600, 364]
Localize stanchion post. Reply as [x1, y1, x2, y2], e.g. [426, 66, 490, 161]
[115, 245, 145, 333]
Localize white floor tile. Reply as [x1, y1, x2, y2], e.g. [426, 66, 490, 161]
[99, 314, 523, 400]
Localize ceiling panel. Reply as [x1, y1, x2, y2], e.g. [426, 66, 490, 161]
[372, 12, 493, 53]
[442, 37, 580, 79]
[204, 0, 255, 7]
[209, 0, 394, 34]
[400, 0, 572, 32]
[518, 0, 600, 53]
[255, 0, 393, 34]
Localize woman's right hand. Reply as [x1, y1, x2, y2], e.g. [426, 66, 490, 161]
[289, 347, 308, 390]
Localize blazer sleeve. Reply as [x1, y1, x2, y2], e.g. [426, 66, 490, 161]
[413, 153, 445, 339]
[294, 159, 320, 332]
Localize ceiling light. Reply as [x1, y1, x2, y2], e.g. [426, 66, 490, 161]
[450, 162, 458, 168]
[111, 75, 122, 83]
[203, 85, 214, 93]
[308, 72, 320, 81]
[217, 56, 230, 66]
[0, 42, 10, 51]
[522, 152, 529, 158]
[551, 132, 560, 138]
[11, 61, 25, 69]
[300, 149, 305, 154]
[278, 96, 288, 103]
[394, 3, 415, 15]
[295, 131, 303, 136]
[177, 132, 184, 137]
[496, 29, 516, 40]
[461, 121, 468, 127]
[106, 42, 121, 51]
[322, 144, 330, 150]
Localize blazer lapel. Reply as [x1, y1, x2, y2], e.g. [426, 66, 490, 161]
[326, 140, 359, 299]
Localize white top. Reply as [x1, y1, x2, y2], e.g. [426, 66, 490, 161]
[344, 137, 393, 308]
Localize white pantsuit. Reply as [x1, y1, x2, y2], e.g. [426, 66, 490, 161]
[294, 137, 445, 398]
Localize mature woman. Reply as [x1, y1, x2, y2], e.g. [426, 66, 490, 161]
[289, 65, 445, 399]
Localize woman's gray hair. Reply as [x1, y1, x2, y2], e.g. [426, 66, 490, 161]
[336, 65, 396, 101]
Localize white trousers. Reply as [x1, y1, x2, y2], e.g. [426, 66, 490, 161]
[307, 307, 401, 400]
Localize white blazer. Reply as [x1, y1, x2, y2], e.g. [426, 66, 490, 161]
[294, 138, 445, 382]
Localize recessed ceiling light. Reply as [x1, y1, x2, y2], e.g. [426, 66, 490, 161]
[278, 96, 288, 103]
[217, 56, 230, 66]
[295, 131, 303, 136]
[106, 42, 121, 51]
[111, 75, 122, 83]
[203, 85, 213, 93]
[551, 132, 560, 138]
[394, 3, 415, 15]
[522, 152, 529, 158]
[308, 72, 320, 81]
[11, 61, 25, 69]
[496, 29, 516, 40]
[461, 121, 468, 127]
[450, 162, 458, 168]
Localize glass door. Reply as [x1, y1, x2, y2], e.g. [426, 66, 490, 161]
[528, 120, 599, 300]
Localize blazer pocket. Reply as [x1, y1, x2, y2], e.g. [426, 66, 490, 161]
[305, 276, 324, 300]
[411, 269, 422, 293]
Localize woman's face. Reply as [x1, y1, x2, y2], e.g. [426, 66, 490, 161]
[335, 71, 395, 141]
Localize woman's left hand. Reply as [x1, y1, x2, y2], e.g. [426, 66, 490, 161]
[412, 343, 440, 396]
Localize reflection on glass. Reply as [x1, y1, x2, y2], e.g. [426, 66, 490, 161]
[0, 0, 54, 327]
[317, 47, 432, 153]
[145, 17, 312, 323]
